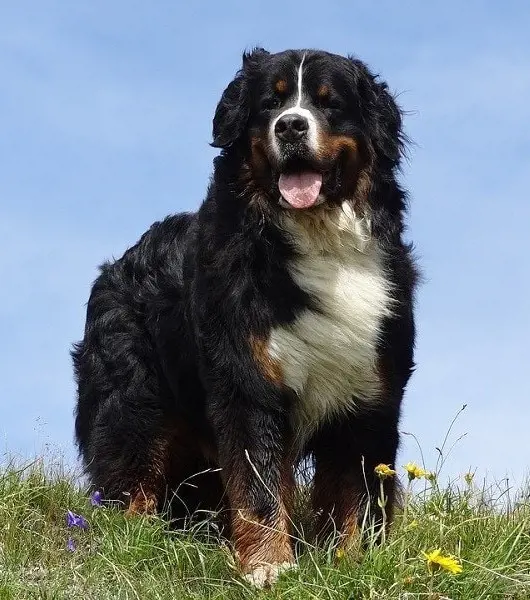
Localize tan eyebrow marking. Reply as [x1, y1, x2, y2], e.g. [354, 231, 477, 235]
[275, 79, 288, 94]
[317, 84, 330, 99]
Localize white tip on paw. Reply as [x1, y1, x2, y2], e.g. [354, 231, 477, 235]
[243, 561, 297, 588]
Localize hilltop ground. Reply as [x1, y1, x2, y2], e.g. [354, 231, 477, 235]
[1, 455, 529, 600]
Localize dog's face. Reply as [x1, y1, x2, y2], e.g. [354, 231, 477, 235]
[212, 49, 403, 210]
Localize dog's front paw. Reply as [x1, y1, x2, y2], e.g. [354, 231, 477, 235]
[243, 561, 297, 588]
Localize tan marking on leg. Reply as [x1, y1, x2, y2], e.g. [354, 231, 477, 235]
[229, 459, 295, 586]
[337, 510, 363, 557]
[233, 505, 295, 587]
[124, 431, 173, 516]
[313, 458, 365, 547]
[126, 487, 158, 516]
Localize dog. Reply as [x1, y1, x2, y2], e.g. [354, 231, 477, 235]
[73, 48, 418, 587]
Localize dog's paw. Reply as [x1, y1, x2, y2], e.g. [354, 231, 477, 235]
[243, 561, 297, 588]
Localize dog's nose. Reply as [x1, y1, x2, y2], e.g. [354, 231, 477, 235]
[274, 114, 309, 142]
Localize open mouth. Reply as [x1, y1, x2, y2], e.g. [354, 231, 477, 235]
[278, 171, 323, 209]
[271, 151, 347, 210]
[274, 156, 329, 209]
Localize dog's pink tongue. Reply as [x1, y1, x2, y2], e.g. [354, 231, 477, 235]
[278, 172, 323, 209]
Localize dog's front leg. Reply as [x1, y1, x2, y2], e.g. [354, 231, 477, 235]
[206, 372, 295, 588]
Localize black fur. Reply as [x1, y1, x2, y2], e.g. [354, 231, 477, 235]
[73, 48, 418, 575]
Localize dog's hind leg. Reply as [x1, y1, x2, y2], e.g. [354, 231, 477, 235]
[81, 390, 174, 514]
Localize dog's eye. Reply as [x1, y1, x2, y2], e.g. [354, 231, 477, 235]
[318, 95, 344, 112]
[260, 97, 282, 112]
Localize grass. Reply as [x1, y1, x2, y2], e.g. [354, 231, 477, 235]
[1, 459, 529, 600]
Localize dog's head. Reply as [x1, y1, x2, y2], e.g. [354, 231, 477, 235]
[212, 49, 404, 210]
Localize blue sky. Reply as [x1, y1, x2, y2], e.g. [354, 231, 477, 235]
[1, 1, 529, 488]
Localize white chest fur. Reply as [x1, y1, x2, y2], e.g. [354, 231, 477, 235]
[269, 203, 394, 439]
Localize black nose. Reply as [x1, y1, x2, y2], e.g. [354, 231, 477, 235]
[274, 113, 309, 142]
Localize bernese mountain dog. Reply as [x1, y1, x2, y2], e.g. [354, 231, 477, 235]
[73, 48, 417, 587]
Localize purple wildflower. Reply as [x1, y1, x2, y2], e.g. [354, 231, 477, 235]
[66, 537, 76, 552]
[66, 510, 88, 529]
[90, 490, 103, 507]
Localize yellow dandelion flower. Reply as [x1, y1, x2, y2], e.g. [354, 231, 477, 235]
[423, 548, 463, 575]
[336, 548, 345, 560]
[404, 462, 427, 481]
[374, 463, 396, 479]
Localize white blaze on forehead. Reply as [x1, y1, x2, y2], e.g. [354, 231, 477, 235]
[294, 54, 305, 108]
[270, 54, 319, 157]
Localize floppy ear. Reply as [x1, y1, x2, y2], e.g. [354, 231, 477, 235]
[211, 48, 269, 149]
[348, 57, 405, 166]
[371, 80, 404, 165]
[211, 72, 248, 149]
